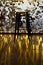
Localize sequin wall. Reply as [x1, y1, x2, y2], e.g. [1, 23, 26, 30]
[0, 34, 43, 65]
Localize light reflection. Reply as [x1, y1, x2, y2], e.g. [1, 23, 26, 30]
[42, 43, 43, 49]
[4, 37, 8, 43]
[8, 46, 11, 54]
[0, 34, 43, 65]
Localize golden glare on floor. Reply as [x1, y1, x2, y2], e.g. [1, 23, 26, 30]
[0, 34, 43, 65]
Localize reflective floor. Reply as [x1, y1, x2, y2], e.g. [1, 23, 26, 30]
[0, 34, 43, 65]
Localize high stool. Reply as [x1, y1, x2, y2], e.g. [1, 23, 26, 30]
[15, 11, 31, 33]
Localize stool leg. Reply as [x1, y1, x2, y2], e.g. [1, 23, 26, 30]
[17, 14, 21, 33]
[15, 13, 21, 33]
[26, 12, 31, 33]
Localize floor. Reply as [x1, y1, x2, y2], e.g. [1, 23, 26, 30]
[0, 34, 43, 65]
